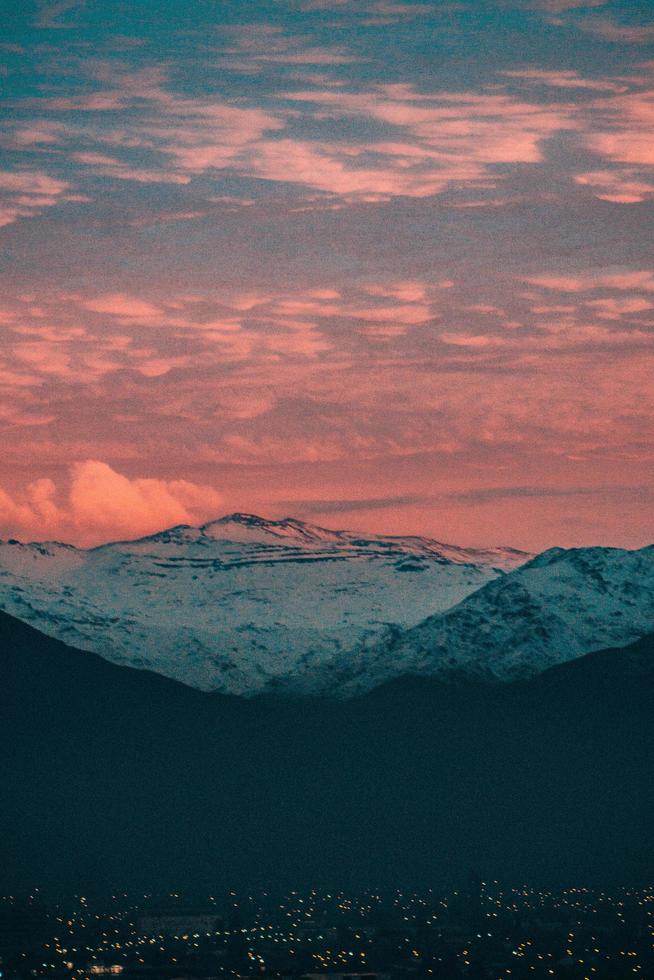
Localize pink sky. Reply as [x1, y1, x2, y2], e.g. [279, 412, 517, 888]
[0, 0, 653, 551]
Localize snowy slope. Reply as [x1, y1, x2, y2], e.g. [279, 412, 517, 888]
[0, 513, 526, 695]
[313, 544, 654, 695]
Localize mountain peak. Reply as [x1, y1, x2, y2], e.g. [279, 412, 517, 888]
[202, 512, 343, 544]
[214, 512, 273, 526]
[211, 512, 323, 529]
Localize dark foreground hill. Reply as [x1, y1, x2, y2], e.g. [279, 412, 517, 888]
[2, 610, 653, 896]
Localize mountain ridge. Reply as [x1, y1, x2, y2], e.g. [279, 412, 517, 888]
[7, 511, 528, 567]
[313, 541, 654, 695]
[0, 512, 526, 695]
[2, 608, 653, 895]
[1, 514, 652, 697]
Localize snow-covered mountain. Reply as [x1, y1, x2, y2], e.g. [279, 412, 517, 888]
[3, 513, 650, 698]
[310, 544, 654, 695]
[0, 512, 527, 695]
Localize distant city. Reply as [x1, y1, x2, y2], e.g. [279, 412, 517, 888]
[2, 883, 653, 979]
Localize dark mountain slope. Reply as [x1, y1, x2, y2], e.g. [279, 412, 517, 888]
[2, 611, 653, 896]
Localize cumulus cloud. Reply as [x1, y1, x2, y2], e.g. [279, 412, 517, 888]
[0, 461, 223, 545]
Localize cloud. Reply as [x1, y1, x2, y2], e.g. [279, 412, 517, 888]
[217, 24, 361, 70]
[3, 8, 654, 220]
[285, 483, 654, 516]
[574, 82, 654, 178]
[6, 121, 69, 146]
[71, 151, 191, 185]
[273, 84, 578, 197]
[365, 1, 433, 13]
[365, 281, 429, 301]
[35, 0, 85, 28]
[525, 269, 654, 292]
[584, 295, 654, 314]
[575, 169, 654, 203]
[0, 461, 223, 545]
[299, 0, 351, 8]
[298, 0, 435, 14]
[2, 275, 652, 474]
[81, 294, 163, 319]
[280, 494, 435, 514]
[579, 16, 654, 44]
[68, 461, 222, 539]
[532, 0, 606, 9]
[500, 69, 626, 92]
[8, 62, 587, 203]
[454, 484, 654, 503]
[0, 169, 74, 227]
[8, 50, 653, 213]
[440, 332, 497, 347]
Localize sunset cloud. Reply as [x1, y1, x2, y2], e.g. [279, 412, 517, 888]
[35, 0, 86, 29]
[1, 0, 652, 550]
[278, 85, 579, 196]
[81, 294, 163, 319]
[3, 39, 653, 214]
[529, 0, 606, 10]
[526, 269, 654, 292]
[500, 69, 626, 92]
[579, 16, 654, 44]
[218, 25, 361, 68]
[575, 169, 654, 203]
[0, 461, 223, 545]
[0, 169, 75, 227]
